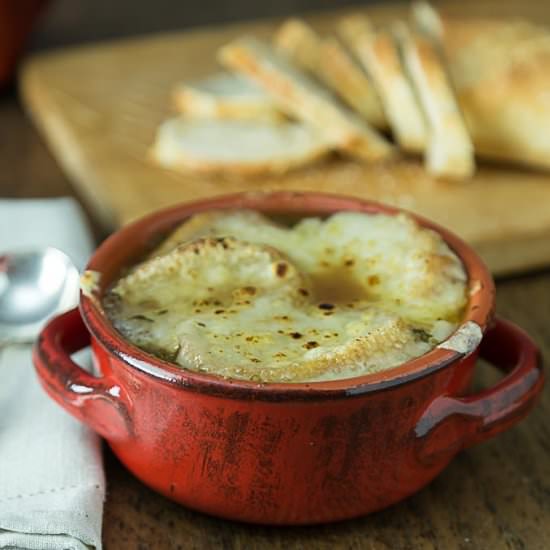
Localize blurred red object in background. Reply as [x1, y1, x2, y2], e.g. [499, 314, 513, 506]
[0, 0, 49, 88]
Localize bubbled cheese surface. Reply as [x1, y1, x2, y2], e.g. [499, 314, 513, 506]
[103, 210, 467, 383]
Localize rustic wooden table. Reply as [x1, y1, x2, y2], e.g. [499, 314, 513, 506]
[2, 0, 550, 544]
[2, 91, 550, 550]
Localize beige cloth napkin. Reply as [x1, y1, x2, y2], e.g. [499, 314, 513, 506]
[0, 198, 105, 550]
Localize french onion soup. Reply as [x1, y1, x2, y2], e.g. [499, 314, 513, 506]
[102, 210, 467, 383]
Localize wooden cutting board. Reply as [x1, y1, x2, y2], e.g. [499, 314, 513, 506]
[19, 0, 550, 276]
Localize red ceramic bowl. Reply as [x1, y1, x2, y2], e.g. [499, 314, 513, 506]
[34, 192, 543, 524]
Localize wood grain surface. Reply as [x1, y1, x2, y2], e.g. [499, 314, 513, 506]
[18, 0, 550, 276]
[2, 0, 550, 547]
[3, 94, 550, 548]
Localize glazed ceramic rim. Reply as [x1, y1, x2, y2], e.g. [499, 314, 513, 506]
[81, 191, 495, 399]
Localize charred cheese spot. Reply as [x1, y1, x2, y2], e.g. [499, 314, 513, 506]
[276, 262, 288, 277]
[304, 341, 319, 349]
[368, 275, 380, 286]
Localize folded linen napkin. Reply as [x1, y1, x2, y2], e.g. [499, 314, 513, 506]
[0, 198, 104, 550]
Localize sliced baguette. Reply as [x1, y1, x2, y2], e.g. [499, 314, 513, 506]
[274, 18, 386, 129]
[151, 117, 329, 176]
[339, 14, 427, 154]
[274, 18, 320, 72]
[173, 72, 283, 121]
[338, 14, 376, 46]
[412, 3, 550, 172]
[218, 37, 394, 162]
[317, 38, 387, 130]
[395, 22, 475, 179]
[410, 1, 444, 41]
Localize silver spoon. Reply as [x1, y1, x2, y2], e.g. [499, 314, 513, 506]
[0, 247, 80, 345]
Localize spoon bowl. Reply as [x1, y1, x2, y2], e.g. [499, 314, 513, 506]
[0, 247, 80, 344]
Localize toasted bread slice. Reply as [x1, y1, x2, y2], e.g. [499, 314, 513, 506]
[274, 18, 320, 72]
[395, 22, 475, 179]
[338, 14, 376, 46]
[150, 210, 280, 258]
[317, 38, 387, 129]
[412, 3, 550, 171]
[274, 18, 386, 129]
[411, 1, 444, 41]
[151, 117, 329, 176]
[218, 37, 394, 162]
[173, 72, 283, 121]
[339, 15, 427, 153]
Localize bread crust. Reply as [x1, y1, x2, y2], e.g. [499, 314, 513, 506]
[172, 73, 283, 122]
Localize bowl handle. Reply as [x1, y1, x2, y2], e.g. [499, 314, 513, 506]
[416, 317, 543, 464]
[33, 307, 132, 441]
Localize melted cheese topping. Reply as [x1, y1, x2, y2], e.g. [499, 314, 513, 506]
[103, 210, 467, 383]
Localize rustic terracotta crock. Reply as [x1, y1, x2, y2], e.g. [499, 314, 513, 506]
[33, 192, 543, 525]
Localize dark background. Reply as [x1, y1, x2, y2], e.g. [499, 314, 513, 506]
[30, 0, 376, 51]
